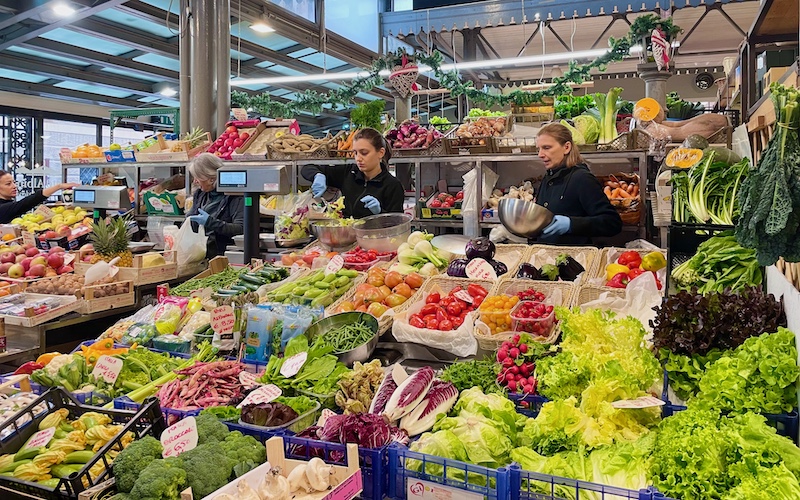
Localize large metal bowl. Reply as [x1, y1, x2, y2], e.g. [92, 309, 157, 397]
[311, 220, 357, 251]
[498, 198, 555, 238]
[353, 213, 412, 252]
[305, 312, 379, 366]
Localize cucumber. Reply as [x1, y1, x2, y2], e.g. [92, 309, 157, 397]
[229, 285, 249, 292]
[240, 282, 260, 292]
[240, 273, 266, 285]
[193, 323, 212, 336]
[336, 269, 359, 278]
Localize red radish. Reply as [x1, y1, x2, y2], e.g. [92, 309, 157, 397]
[512, 334, 521, 343]
[519, 343, 528, 353]
[502, 357, 514, 368]
[509, 348, 520, 359]
[497, 350, 507, 362]
[508, 380, 517, 391]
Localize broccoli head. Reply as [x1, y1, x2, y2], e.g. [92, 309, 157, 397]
[180, 443, 234, 498]
[220, 431, 266, 478]
[129, 457, 186, 500]
[194, 413, 228, 444]
[111, 435, 163, 493]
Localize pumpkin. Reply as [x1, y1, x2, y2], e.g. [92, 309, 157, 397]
[665, 147, 704, 168]
[633, 97, 661, 122]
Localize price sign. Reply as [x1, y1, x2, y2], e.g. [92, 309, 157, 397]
[92, 355, 123, 383]
[317, 408, 336, 427]
[327, 468, 363, 500]
[22, 427, 56, 451]
[237, 384, 281, 408]
[465, 258, 497, 280]
[407, 479, 482, 500]
[280, 351, 307, 378]
[290, 262, 302, 273]
[453, 290, 473, 303]
[161, 416, 198, 458]
[251, 258, 264, 268]
[21, 231, 36, 248]
[325, 255, 344, 275]
[238, 371, 261, 388]
[34, 205, 56, 221]
[211, 305, 235, 335]
[231, 108, 248, 121]
[611, 396, 665, 409]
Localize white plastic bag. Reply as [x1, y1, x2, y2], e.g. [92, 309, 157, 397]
[175, 220, 207, 267]
[462, 166, 500, 238]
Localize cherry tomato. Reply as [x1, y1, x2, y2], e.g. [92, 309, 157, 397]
[409, 316, 425, 329]
[439, 319, 453, 331]
[425, 318, 439, 329]
[452, 316, 464, 328]
[422, 314, 437, 323]
[446, 302, 462, 316]
[426, 293, 441, 304]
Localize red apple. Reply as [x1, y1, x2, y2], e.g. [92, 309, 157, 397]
[0, 252, 15, 264]
[29, 264, 46, 277]
[11, 245, 24, 255]
[47, 253, 64, 269]
[240, 132, 250, 141]
[220, 133, 229, 140]
[226, 125, 237, 134]
[223, 138, 234, 147]
[22, 243, 34, 250]
[8, 264, 23, 278]
[48, 246, 65, 254]
[57, 265, 74, 275]
[44, 230, 57, 239]
[15, 254, 25, 264]
[233, 138, 244, 148]
[208, 145, 217, 153]
[20, 257, 33, 271]
[0, 263, 11, 275]
[25, 247, 40, 257]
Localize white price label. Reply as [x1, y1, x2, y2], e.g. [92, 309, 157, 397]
[23, 427, 56, 451]
[92, 355, 123, 383]
[317, 408, 336, 427]
[280, 351, 307, 378]
[34, 205, 56, 220]
[238, 371, 261, 388]
[211, 305, 235, 335]
[325, 254, 344, 275]
[290, 262, 302, 273]
[465, 258, 497, 280]
[237, 384, 281, 408]
[161, 416, 198, 458]
[190, 287, 213, 299]
[453, 290, 473, 303]
[611, 396, 665, 409]
[21, 231, 36, 248]
[407, 479, 482, 500]
[231, 108, 248, 121]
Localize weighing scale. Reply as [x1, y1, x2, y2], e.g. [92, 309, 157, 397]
[71, 186, 132, 218]
[215, 164, 291, 262]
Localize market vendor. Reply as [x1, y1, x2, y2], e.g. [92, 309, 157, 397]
[301, 128, 404, 219]
[186, 153, 244, 258]
[0, 171, 79, 224]
[535, 123, 622, 244]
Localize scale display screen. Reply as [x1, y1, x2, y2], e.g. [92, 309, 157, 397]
[73, 190, 96, 204]
[219, 171, 247, 187]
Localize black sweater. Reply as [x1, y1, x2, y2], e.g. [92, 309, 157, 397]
[0, 190, 47, 224]
[534, 164, 622, 244]
[301, 164, 404, 219]
[185, 189, 244, 258]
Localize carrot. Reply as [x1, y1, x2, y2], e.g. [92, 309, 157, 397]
[604, 186, 613, 198]
[619, 181, 628, 190]
[626, 183, 636, 194]
[617, 189, 632, 199]
[610, 188, 620, 198]
[607, 181, 620, 189]
[631, 185, 639, 197]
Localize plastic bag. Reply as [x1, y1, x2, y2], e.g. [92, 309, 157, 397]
[121, 322, 158, 346]
[392, 285, 478, 357]
[275, 190, 312, 241]
[154, 303, 182, 335]
[461, 166, 500, 238]
[174, 219, 207, 267]
[243, 305, 278, 362]
[178, 310, 211, 340]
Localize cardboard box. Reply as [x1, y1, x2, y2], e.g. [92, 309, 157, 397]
[103, 149, 137, 163]
[764, 66, 790, 87]
[418, 191, 462, 219]
[58, 148, 105, 164]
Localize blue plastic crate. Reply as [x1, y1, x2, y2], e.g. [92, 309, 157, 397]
[70, 339, 128, 353]
[387, 443, 510, 500]
[507, 392, 548, 417]
[509, 465, 676, 500]
[113, 396, 200, 426]
[0, 371, 113, 407]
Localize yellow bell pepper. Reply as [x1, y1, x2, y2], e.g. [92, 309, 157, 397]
[606, 263, 630, 281]
[641, 251, 667, 272]
[35, 352, 61, 366]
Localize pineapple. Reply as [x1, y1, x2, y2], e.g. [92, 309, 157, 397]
[183, 126, 206, 149]
[90, 217, 133, 267]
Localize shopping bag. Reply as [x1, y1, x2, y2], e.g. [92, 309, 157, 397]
[175, 219, 207, 267]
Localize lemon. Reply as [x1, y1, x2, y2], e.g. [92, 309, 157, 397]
[64, 216, 78, 225]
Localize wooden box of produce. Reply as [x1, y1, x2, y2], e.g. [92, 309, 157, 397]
[231, 121, 292, 160]
[493, 136, 538, 154]
[58, 145, 106, 164]
[598, 173, 641, 225]
[444, 115, 511, 155]
[135, 130, 212, 163]
[205, 120, 261, 160]
[418, 191, 462, 219]
[267, 134, 333, 160]
[75, 250, 178, 286]
[23, 274, 134, 314]
[385, 121, 453, 157]
[0, 292, 80, 327]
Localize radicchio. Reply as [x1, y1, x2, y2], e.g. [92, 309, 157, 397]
[383, 366, 434, 421]
[369, 371, 397, 414]
[319, 413, 407, 450]
[399, 380, 458, 436]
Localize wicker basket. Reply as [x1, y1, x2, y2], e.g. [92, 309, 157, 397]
[521, 245, 600, 285]
[590, 247, 668, 295]
[325, 271, 367, 315]
[574, 284, 626, 307]
[598, 172, 641, 225]
[472, 279, 574, 352]
[267, 143, 329, 160]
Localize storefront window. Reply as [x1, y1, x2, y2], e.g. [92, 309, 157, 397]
[325, 0, 379, 52]
[42, 119, 98, 187]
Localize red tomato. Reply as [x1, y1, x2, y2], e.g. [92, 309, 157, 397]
[384, 271, 404, 289]
[468, 284, 488, 298]
[446, 302, 462, 316]
[472, 295, 484, 307]
[436, 309, 448, 324]
[439, 319, 453, 331]
[452, 316, 464, 328]
[404, 272, 424, 289]
[409, 316, 425, 328]
[426, 293, 440, 304]
[425, 318, 439, 329]
[422, 314, 437, 323]
[420, 304, 437, 316]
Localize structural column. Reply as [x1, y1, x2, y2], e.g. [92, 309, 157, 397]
[637, 62, 673, 110]
[179, 0, 191, 136]
[215, 0, 231, 136]
[189, 0, 217, 136]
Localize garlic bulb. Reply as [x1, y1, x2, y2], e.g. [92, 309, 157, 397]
[287, 464, 313, 493]
[305, 457, 335, 491]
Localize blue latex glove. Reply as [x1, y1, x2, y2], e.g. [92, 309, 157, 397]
[311, 173, 327, 198]
[188, 209, 210, 226]
[360, 195, 381, 215]
[542, 215, 571, 237]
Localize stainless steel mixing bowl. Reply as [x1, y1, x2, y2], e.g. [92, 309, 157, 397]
[305, 312, 379, 366]
[311, 220, 357, 251]
[498, 198, 555, 238]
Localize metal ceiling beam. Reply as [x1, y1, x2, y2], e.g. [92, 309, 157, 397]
[68, 17, 177, 58]
[0, 0, 128, 52]
[0, 78, 144, 108]
[0, 0, 52, 31]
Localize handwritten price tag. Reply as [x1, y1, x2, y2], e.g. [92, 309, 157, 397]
[317, 408, 336, 427]
[453, 290, 473, 303]
[237, 384, 282, 408]
[238, 371, 261, 388]
[280, 351, 308, 378]
[34, 205, 56, 221]
[465, 258, 497, 280]
[92, 355, 123, 383]
[325, 254, 344, 275]
[211, 305, 235, 335]
[611, 396, 665, 409]
[161, 416, 199, 458]
[21, 231, 36, 248]
[23, 427, 56, 451]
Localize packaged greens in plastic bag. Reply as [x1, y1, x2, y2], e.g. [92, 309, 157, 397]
[121, 322, 158, 346]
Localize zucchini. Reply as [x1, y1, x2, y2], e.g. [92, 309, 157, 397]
[0, 459, 31, 473]
[15, 447, 45, 462]
[240, 273, 266, 285]
[64, 450, 95, 464]
[240, 282, 260, 292]
[51, 464, 83, 478]
[37, 478, 62, 488]
[229, 285, 249, 292]
[193, 323, 212, 336]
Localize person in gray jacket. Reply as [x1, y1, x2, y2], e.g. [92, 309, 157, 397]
[185, 153, 244, 258]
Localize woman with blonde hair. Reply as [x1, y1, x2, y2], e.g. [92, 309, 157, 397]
[535, 123, 622, 244]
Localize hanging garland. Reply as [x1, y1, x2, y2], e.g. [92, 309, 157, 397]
[232, 18, 667, 118]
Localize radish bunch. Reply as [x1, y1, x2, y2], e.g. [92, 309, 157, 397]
[496, 334, 538, 395]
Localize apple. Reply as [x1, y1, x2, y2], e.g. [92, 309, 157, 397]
[29, 264, 46, 277]
[208, 146, 217, 153]
[240, 132, 250, 141]
[57, 265, 73, 275]
[0, 252, 15, 264]
[47, 253, 64, 269]
[233, 138, 244, 148]
[229, 131, 239, 140]
[226, 125, 237, 134]
[22, 243, 34, 250]
[220, 133, 229, 141]
[8, 264, 24, 278]
[11, 245, 24, 255]
[25, 247, 40, 257]
[79, 243, 93, 252]
[20, 257, 33, 271]
[44, 230, 57, 239]
[48, 246, 65, 254]
[0, 263, 11, 275]
[31, 256, 47, 267]
[223, 138, 234, 148]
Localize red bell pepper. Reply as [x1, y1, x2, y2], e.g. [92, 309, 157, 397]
[13, 362, 43, 375]
[606, 272, 630, 289]
[627, 268, 647, 280]
[617, 251, 642, 269]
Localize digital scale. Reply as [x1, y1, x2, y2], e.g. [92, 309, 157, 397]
[71, 186, 132, 217]
[215, 165, 291, 261]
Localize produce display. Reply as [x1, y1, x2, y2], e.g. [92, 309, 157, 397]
[240, 395, 316, 427]
[385, 120, 443, 149]
[156, 361, 245, 411]
[214, 265, 290, 297]
[169, 266, 247, 297]
[25, 274, 129, 298]
[257, 334, 349, 398]
[335, 359, 384, 414]
[269, 134, 331, 155]
[395, 231, 451, 274]
[671, 234, 761, 293]
[0, 245, 73, 280]
[495, 334, 548, 394]
[407, 284, 487, 332]
[342, 246, 394, 269]
[208, 124, 252, 159]
[486, 182, 534, 208]
[88, 217, 133, 267]
[517, 253, 585, 282]
[279, 248, 338, 268]
[604, 250, 665, 289]
[452, 115, 508, 146]
[320, 320, 375, 353]
[10, 205, 90, 234]
[332, 266, 424, 316]
[447, 237, 509, 278]
[263, 268, 359, 308]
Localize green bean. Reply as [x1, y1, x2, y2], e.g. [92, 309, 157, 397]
[322, 321, 375, 353]
[171, 267, 247, 297]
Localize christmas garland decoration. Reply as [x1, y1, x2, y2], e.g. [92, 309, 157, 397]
[232, 19, 663, 117]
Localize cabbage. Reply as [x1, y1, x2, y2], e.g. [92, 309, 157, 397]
[574, 115, 600, 144]
[560, 120, 586, 145]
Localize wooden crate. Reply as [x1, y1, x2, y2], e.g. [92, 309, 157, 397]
[78, 279, 135, 314]
[135, 132, 211, 162]
[75, 250, 178, 286]
[0, 293, 80, 327]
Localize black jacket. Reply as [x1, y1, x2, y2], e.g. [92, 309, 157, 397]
[534, 164, 622, 245]
[301, 163, 404, 219]
[186, 189, 244, 258]
[0, 190, 47, 224]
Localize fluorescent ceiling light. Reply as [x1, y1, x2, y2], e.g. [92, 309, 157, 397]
[159, 88, 178, 97]
[250, 23, 275, 33]
[52, 2, 76, 16]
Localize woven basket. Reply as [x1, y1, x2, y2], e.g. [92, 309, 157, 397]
[267, 143, 329, 160]
[705, 126, 733, 147]
[522, 245, 600, 285]
[590, 247, 668, 295]
[388, 64, 419, 98]
[326, 271, 367, 315]
[598, 173, 641, 225]
[574, 284, 626, 308]
[392, 275, 495, 317]
[450, 244, 528, 281]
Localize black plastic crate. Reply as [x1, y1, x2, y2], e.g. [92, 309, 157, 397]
[0, 388, 164, 499]
[665, 224, 735, 294]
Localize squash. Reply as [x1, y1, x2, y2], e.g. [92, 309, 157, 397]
[633, 98, 662, 122]
[665, 148, 704, 168]
[682, 134, 710, 150]
[704, 146, 742, 166]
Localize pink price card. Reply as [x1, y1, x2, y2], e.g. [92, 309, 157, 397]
[211, 305, 235, 335]
[465, 258, 498, 281]
[161, 416, 199, 458]
[23, 427, 56, 451]
[91, 355, 123, 384]
[453, 290, 474, 303]
[237, 384, 282, 409]
[325, 254, 344, 276]
[322, 470, 363, 500]
[280, 351, 308, 378]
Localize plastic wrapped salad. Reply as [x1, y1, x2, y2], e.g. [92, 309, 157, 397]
[276, 205, 311, 241]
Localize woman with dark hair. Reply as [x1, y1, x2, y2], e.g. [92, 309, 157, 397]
[301, 128, 404, 218]
[535, 123, 622, 244]
[0, 171, 79, 224]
